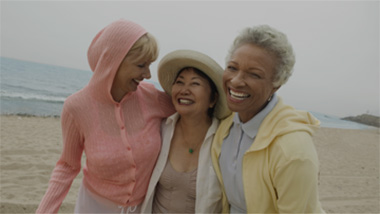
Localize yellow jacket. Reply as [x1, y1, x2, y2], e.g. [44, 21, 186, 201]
[211, 97, 325, 213]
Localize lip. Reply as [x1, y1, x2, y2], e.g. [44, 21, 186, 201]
[177, 98, 194, 105]
[228, 88, 250, 102]
[133, 79, 142, 84]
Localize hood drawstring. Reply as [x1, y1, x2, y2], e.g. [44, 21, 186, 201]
[118, 205, 137, 214]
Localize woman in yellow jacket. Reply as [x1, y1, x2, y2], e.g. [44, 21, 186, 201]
[211, 25, 325, 213]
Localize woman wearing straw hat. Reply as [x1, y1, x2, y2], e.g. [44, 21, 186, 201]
[36, 19, 175, 214]
[211, 25, 325, 213]
[140, 50, 231, 213]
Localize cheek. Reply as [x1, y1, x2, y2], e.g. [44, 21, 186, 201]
[222, 72, 228, 83]
[256, 84, 275, 99]
[119, 69, 130, 80]
[222, 74, 229, 90]
[171, 96, 177, 105]
[170, 87, 179, 102]
[201, 90, 212, 104]
[171, 86, 179, 95]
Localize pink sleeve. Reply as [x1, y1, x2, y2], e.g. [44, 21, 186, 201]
[36, 106, 84, 213]
[156, 90, 175, 117]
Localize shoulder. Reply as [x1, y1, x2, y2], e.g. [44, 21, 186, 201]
[62, 87, 92, 118]
[137, 81, 161, 95]
[136, 82, 167, 102]
[63, 89, 85, 110]
[269, 131, 319, 165]
[217, 113, 234, 134]
[137, 82, 174, 115]
[161, 113, 177, 130]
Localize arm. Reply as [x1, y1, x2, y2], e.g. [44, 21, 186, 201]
[36, 106, 84, 213]
[156, 90, 175, 117]
[272, 132, 324, 213]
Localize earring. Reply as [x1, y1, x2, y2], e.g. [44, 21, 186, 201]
[268, 95, 272, 102]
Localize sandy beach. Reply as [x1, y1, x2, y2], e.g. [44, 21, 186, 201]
[0, 115, 379, 213]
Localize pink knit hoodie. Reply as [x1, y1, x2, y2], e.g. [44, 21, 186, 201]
[36, 19, 174, 213]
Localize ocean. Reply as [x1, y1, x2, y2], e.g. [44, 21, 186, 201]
[0, 57, 374, 130]
[1, 57, 92, 117]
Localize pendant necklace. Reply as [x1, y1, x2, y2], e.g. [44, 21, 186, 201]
[179, 122, 203, 154]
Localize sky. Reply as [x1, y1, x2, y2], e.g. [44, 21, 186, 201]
[1, 0, 379, 117]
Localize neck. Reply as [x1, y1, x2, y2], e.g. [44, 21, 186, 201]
[177, 115, 212, 153]
[239, 100, 270, 123]
[178, 114, 212, 130]
[111, 87, 128, 102]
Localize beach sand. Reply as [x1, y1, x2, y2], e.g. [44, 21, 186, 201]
[0, 115, 379, 213]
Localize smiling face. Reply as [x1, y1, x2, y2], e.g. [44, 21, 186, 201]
[223, 43, 279, 123]
[171, 68, 216, 119]
[111, 54, 152, 101]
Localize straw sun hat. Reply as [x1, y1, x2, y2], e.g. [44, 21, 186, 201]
[158, 49, 231, 120]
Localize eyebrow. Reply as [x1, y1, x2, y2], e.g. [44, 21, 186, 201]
[177, 75, 203, 80]
[228, 61, 266, 73]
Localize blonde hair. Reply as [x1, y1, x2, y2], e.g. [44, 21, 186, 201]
[127, 33, 159, 63]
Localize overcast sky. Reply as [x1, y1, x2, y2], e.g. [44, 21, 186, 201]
[1, 0, 379, 117]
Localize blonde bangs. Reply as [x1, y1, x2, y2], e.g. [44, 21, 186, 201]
[127, 33, 159, 63]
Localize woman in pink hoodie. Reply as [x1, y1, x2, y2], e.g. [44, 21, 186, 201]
[36, 19, 174, 214]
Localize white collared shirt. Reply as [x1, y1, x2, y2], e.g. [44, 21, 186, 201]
[219, 94, 278, 213]
[140, 113, 223, 213]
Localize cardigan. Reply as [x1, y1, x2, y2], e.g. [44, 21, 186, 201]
[212, 97, 325, 213]
[219, 94, 278, 212]
[36, 19, 174, 213]
[141, 113, 223, 213]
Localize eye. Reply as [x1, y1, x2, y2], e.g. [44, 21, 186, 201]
[191, 82, 200, 86]
[227, 65, 237, 72]
[174, 80, 184, 85]
[137, 64, 145, 68]
[249, 72, 261, 79]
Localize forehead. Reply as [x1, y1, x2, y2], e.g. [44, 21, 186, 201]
[232, 44, 273, 59]
[123, 54, 151, 64]
[177, 68, 207, 80]
[230, 44, 277, 73]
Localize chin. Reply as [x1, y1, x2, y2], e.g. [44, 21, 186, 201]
[226, 103, 240, 113]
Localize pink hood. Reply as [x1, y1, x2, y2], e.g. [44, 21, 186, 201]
[87, 19, 147, 102]
[36, 20, 176, 213]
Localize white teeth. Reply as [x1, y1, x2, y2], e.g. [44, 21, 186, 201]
[230, 89, 249, 100]
[179, 99, 193, 104]
[134, 79, 141, 83]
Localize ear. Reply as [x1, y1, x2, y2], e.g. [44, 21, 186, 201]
[210, 93, 218, 108]
[268, 86, 280, 102]
[271, 86, 281, 94]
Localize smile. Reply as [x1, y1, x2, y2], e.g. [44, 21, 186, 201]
[178, 98, 194, 105]
[229, 89, 250, 100]
[133, 79, 142, 84]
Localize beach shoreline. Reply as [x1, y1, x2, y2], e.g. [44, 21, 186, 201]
[0, 115, 379, 213]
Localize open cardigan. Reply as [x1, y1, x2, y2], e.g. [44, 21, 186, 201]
[212, 97, 325, 213]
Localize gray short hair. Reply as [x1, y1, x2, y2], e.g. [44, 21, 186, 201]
[226, 25, 295, 87]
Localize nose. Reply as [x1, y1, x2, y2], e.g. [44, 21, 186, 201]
[179, 84, 191, 95]
[230, 71, 245, 87]
[143, 68, 151, 79]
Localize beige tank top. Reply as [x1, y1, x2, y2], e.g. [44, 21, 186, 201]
[152, 160, 197, 213]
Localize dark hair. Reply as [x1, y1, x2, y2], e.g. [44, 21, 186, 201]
[174, 67, 218, 118]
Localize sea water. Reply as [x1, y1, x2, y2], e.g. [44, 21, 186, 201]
[1, 57, 92, 116]
[0, 57, 374, 129]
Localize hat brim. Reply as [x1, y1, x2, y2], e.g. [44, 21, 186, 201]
[158, 49, 231, 120]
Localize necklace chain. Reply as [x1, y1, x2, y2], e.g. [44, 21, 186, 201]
[179, 122, 203, 154]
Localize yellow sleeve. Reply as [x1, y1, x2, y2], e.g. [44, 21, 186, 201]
[271, 132, 325, 213]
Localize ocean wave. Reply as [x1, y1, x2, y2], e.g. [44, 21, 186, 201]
[310, 111, 375, 130]
[0, 91, 66, 103]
